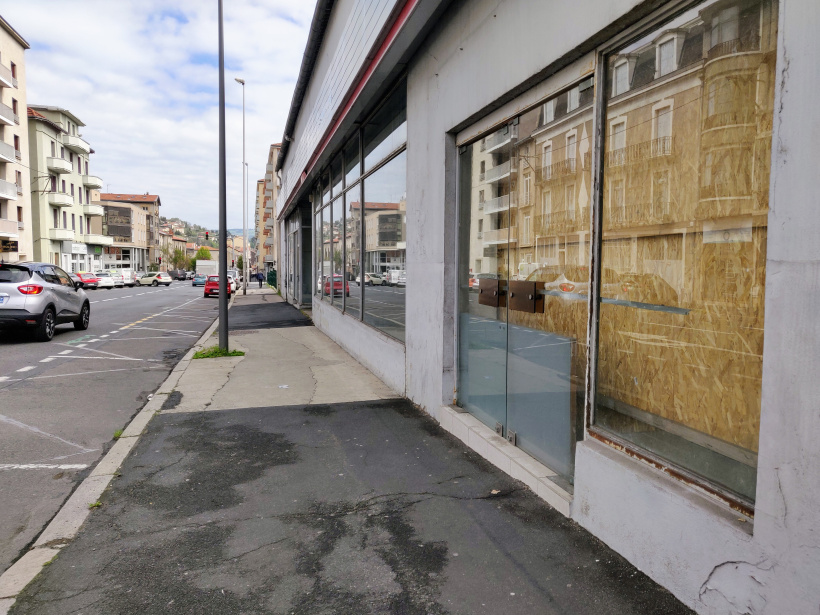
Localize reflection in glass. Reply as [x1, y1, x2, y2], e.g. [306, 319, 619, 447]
[595, 0, 777, 503]
[345, 185, 362, 318]
[344, 134, 360, 187]
[331, 196, 344, 308]
[331, 156, 343, 198]
[322, 172, 330, 206]
[314, 211, 321, 296]
[362, 151, 406, 341]
[363, 81, 407, 172]
[321, 204, 331, 302]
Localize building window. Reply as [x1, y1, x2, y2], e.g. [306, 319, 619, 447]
[597, 0, 778, 504]
[523, 174, 531, 205]
[80, 217, 84, 235]
[658, 39, 676, 76]
[53, 208, 58, 228]
[63, 211, 67, 228]
[10, 62, 15, 79]
[613, 61, 629, 96]
[565, 184, 575, 220]
[71, 214, 75, 231]
[60, 146, 65, 159]
[567, 86, 580, 112]
[542, 99, 555, 125]
[51, 141, 55, 157]
[611, 121, 626, 152]
[11, 99, 17, 115]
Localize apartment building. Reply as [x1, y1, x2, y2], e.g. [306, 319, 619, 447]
[91, 193, 161, 272]
[275, 0, 818, 611]
[0, 17, 29, 263]
[27, 106, 108, 271]
[256, 143, 280, 274]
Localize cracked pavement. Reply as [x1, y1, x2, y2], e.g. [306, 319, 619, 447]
[8, 291, 693, 614]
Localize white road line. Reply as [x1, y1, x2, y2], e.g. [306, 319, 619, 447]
[90, 301, 99, 304]
[101, 334, 109, 337]
[54, 356, 143, 362]
[109, 331, 119, 334]
[39, 357, 55, 363]
[56, 343, 143, 361]
[88, 339, 101, 342]
[0, 376, 9, 382]
[27, 366, 164, 380]
[0, 464, 89, 471]
[0, 414, 95, 452]
[58, 349, 73, 355]
[123, 295, 132, 298]
[16, 366, 34, 372]
[76, 343, 87, 348]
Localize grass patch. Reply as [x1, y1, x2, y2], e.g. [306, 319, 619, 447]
[88, 501, 102, 509]
[193, 345, 245, 359]
[113, 429, 123, 440]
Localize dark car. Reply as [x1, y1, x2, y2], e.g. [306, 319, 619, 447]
[0, 262, 90, 342]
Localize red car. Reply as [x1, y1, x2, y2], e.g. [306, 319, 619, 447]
[324, 275, 349, 297]
[76, 272, 99, 290]
[204, 275, 232, 298]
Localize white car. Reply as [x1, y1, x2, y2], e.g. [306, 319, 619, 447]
[109, 271, 125, 288]
[138, 272, 172, 286]
[356, 272, 385, 286]
[94, 271, 115, 289]
[227, 275, 238, 293]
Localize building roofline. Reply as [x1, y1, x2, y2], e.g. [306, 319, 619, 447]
[27, 107, 66, 134]
[0, 15, 30, 49]
[28, 105, 85, 127]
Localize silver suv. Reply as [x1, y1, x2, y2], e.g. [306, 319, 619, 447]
[0, 262, 90, 342]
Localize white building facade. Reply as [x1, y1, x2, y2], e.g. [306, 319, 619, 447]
[275, 1, 820, 612]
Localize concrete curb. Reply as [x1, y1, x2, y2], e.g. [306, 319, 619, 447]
[0, 294, 235, 613]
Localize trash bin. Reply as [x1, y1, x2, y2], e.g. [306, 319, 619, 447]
[267, 270, 277, 288]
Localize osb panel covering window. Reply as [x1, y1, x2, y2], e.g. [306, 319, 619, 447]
[595, 0, 777, 501]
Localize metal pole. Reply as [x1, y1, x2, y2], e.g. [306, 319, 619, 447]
[217, 0, 228, 350]
[237, 78, 247, 294]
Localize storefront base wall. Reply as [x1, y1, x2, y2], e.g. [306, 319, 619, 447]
[311, 298, 406, 396]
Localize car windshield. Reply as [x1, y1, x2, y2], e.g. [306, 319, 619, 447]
[96, 272, 111, 278]
[0, 266, 30, 283]
[208, 276, 218, 282]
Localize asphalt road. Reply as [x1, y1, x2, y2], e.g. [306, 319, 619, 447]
[322, 282, 406, 340]
[0, 282, 217, 575]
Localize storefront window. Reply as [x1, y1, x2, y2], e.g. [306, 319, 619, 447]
[345, 184, 362, 318]
[331, 196, 344, 308]
[314, 211, 321, 296]
[593, 0, 777, 503]
[331, 156, 343, 198]
[321, 204, 331, 301]
[344, 134, 360, 187]
[363, 85, 407, 172]
[363, 150, 406, 341]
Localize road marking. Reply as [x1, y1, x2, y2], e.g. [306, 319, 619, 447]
[17, 366, 34, 372]
[0, 464, 89, 471]
[110, 331, 119, 334]
[90, 301, 99, 304]
[0, 414, 95, 452]
[39, 357, 55, 363]
[26, 366, 165, 380]
[88, 338, 101, 342]
[0, 376, 9, 382]
[76, 343, 87, 348]
[58, 349, 73, 355]
[101, 334, 109, 338]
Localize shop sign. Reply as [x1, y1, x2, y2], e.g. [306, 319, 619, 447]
[0, 239, 18, 253]
[71, 243, 88, 255]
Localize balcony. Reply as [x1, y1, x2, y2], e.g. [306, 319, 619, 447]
[47, 157, 73, 174]
[479, 159, 512, 184]
[83, 203, 104, 217]
[49, 228, 75, 241]
[0, 178, 17, 200]
[539, 157, 577, 181]
[482, 227, 518, 245]
[0, 217, 18, 238]
[707, 35, 760, 61]
[82, 175, 103, 189]
[48, 191, 73, 207]
[0, 63, 13, 89]
[83, 233, 113, 246]
[606, 137, 672, 167]
[480, 126, 516, 154]
[62, 133, 91, 155]
[0, 140, 14, 163]
[265, 189, 273, 197]
[264, 237, 274, 247]
[0, 101, 16, 126]
[481, 194, 514, 215]
[265, 218, 276, 228]
[264, 255, 275, 263]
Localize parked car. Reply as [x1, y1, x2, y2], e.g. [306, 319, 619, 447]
[324, 274, 350, 297]
[122, 271, 138, 287]
[204, 275, 231, 298]
[109, 271, 125, 288]
[227, 275, 238, 293]
[0, 262, 90, 342]
[186, 271, 195, 280]
[192, 273, 207, 287]
[355, 272, 385, 286]
[76, 272, 99, 290]
[94, 271, 115, 289]
[388, 270, 406, 287]
[138, 272, 172, 286]
[169, 269, 187, 281]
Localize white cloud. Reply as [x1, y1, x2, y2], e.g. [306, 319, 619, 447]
[2, 0, 312, 229]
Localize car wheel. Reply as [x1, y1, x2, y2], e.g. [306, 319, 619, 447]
[35, 308, 56, 342]
[74, 302, 90, 331]
[204, 292, 208, 298]
[165, 283, 171, 287]
[152, 280, 158, 286]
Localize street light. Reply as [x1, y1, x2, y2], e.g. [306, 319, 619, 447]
[217, 0, 228, 350]
[235, 77, 247, 295]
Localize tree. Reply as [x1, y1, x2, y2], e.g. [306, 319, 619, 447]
[171, 248, 187, 270]
[237, 255, 244, 271]
[194, 247, 212, 261]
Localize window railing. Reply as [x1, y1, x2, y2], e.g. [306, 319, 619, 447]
[539, 157, 576, 181]
[606, 137, 673, 167]
[482, 193, 511, 215]
[481, 159, 512, 183]
[707, 34, 760, 60]
[480, 128, 514, 152]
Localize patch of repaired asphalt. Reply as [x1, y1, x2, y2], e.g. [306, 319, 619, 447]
[10, 400, 694, 615]
[160, 390, 183, 410]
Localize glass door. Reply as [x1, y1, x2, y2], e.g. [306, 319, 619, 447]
[456, 124, 514, 433]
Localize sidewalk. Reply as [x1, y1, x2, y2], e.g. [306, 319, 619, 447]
[4, 289, 693, 614]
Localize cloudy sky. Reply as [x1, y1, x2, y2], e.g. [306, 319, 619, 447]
[2, 0, 313, 230]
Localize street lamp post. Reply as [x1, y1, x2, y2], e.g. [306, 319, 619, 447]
[217, 0, 228, 350]
[235, 77, 247, 295]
